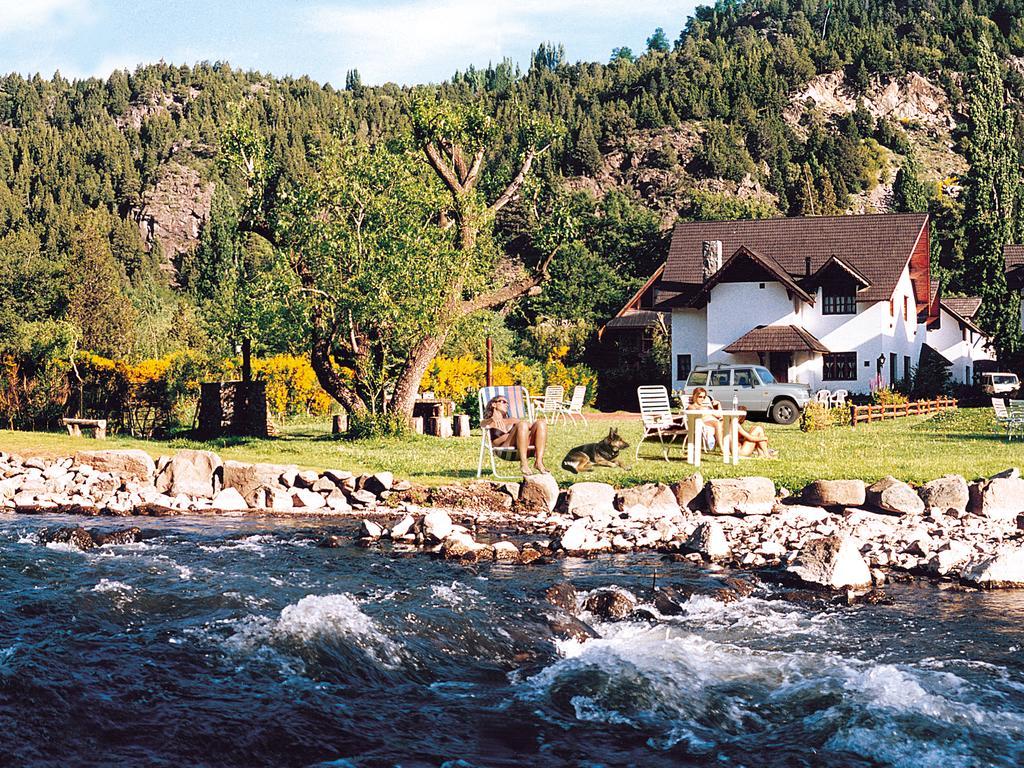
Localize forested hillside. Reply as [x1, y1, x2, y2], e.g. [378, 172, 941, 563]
[3, 0, 1024, 425]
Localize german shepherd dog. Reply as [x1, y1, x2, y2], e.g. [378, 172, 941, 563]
[562, 428, 631, 473]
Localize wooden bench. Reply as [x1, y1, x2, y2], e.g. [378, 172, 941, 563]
[62, 418, 107, 439]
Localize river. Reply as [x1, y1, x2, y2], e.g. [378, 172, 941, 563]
[0, 514, 1022, 767]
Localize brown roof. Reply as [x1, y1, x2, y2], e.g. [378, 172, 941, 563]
[686, 245, 815, 308]
[1005, 245, 1024, 270]
[942, 297, 981, 319]
[662, 213, 929, 305]
[723, 325, 830, 354]
[602, 310, 668, 331]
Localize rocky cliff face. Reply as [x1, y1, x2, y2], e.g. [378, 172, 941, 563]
[133, 162, 213, 281]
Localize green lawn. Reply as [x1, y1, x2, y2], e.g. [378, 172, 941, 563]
[0, 408, 1019, 489]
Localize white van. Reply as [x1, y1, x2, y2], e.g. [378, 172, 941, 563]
[978, 372, 1020, 396]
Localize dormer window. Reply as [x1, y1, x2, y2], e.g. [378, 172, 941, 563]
[822, 284, 857, 315]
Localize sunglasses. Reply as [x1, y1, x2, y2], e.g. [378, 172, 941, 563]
[492, 398, 508, 403]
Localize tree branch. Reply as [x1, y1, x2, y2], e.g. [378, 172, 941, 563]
[464, 148, 485, 192]
[460, 244, 560, 314]
[488, 143, 548, 214]
[423, 142, 463, 199]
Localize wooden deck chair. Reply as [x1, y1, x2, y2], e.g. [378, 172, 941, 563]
[559, 385, 588, 425]
[477, 385, 534, 478]
[635, 385, 688, 462]
[534, 385, 564, 424]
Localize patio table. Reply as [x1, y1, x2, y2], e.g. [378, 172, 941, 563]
[682, 408, 744, 467]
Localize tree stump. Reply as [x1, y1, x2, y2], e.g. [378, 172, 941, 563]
[332, 414, 348, 435]
[453, 414, 471, 436]
[427, 416, 453, 438]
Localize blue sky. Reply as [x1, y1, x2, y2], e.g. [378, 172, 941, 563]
[0, 0, 697, 86]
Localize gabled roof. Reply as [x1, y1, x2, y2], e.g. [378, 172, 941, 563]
[602, 310, 668, 332]
[723, 325, 830, 354]
[1005, 245, 1024, 288]
[801, 254, 872, 290]
[940, 298, 986, 337]
[684, 245, 816, 308]
[662, 213, 929, 305]
[942, 296, 981, 320]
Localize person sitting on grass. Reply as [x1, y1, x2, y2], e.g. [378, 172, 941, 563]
[481, 395, 549, 475]
[737, 407, 778, 458]
[690, 386, 724, 451]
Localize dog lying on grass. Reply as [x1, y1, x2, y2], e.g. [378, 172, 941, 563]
[561, 428, 630, 473]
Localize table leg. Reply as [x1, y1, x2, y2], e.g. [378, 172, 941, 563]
[691, 414, 702, 468]
[730, 416, 739, 465]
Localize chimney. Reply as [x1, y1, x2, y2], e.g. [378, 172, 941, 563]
[702, 240, 722, 282]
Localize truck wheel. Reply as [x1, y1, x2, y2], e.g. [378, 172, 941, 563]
[770, 398, 800, 425]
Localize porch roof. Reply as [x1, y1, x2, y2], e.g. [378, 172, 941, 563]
[723, 325, 830, 354]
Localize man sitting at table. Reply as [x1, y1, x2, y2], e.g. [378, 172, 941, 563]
[690, 387, 724, 452]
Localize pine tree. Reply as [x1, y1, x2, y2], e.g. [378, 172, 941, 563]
[892, 154, 929, 213]
[646, 28, 670, 53]
[571, 121, 603, 176]
[960, 37, 1021, 357]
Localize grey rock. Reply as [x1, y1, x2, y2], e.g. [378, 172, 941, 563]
[787, 535, 872, 590]
[359, 520, 384, 539]
[686, 519, 731, 560]
[918, 475, 969, 513]
[492, 541, 520, 562]
[961, 546, 1024, 588]
[866, 476, 925, 516]
[802, 479, 866, 508]
[706, 477, 775, 515]
[519, 473, 560, 513]
[422, 510, 453, 542]
[74, 449, 156, 485]
[565, 482, 616, 519]
[364, 472, 394, 495]
[544, 582, 578, 614]
[671, 473, 705, 510]
[292, 489, 326, 509]
[211, 487, 249, 511]
[969, 478, 1024, 521]
[155, 449, 223, 499]
[558, 519, 591, 552]
[390, 514, 416, 538]
[583, 589, 637, 620]
[615, 483, 680, 517]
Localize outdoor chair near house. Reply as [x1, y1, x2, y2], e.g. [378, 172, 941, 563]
[635, 385, 688, 462]
[558, 385, 588, 426]
[831, 389, 849, 408]
[477, 385, 535, 478]
[991, 397, 1024, 440]
[814, 389, 832, 405]
[534, 385, 565, 424]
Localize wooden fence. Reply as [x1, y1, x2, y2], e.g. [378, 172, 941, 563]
[850, 397, 957, 427]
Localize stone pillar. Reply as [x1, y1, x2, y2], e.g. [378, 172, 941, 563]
[702, 240, 722, 282]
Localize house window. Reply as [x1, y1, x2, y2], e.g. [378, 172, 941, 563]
[904, 297, 909, 322]
[962, 324, 968, 342]
[676, 354, 692, 381]
[823, 352, 857, 381]
[823, 286, 857, 315]
[903, 355, 911, 385]
[890, 299, 895, 316]
[966, 366, 972, 385]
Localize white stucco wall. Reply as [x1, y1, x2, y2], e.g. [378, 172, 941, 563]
[927, 307, 996, 384]
[669, 266, 930, 394]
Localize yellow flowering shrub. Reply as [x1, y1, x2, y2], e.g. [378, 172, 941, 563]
[541, 359, 597, 405]
[419, 355, 485, 401]
[251, 355, 334, 417]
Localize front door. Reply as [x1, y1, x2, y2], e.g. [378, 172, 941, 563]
[890, 352, 898, 388]
[769, 352, 791, 383]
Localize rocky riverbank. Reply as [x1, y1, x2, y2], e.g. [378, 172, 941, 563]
[4, 448, 1024, 591]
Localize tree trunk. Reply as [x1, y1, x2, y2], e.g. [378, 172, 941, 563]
[310, 320, 368, 416]
[390, 334, 448, 419]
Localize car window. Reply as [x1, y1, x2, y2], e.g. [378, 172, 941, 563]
[734, 369, 755, 387]
[688, 370, 708, 386]
[710, 370, 731, 386]
[996, 375, 1018, 385]
[754, 366, 776, 384]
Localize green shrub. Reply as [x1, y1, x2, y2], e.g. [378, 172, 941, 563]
[800, 402, 836, 432]
[347, 411, 409, 439]
[872, 387, 909, 406]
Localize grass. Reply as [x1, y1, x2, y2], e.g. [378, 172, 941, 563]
[0, 408, 1019, 489]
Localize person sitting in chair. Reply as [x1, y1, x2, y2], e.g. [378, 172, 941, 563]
[482, 395, 549, 475]
[736, 407, 777, 458]
[690, 386, 724, 451]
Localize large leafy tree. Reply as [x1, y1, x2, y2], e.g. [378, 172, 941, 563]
[959, 37, 1021, 358]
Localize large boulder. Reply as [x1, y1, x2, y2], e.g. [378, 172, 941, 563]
[74, 450, 155, 485]
[969, 478, 1024, 521]
[918, 475, 969, 513]
[565, 482, 616, 519]
[422, 510, 453, 542]
[558, 519, 591, 552]
[519, 473, 560, 513]
[210, 487, 249, 512]
[615, 483, 680, 517]
[685, 519, 731, 561]
[961, 546, 1024, 588]
[583, 589, 636, 620]
[802, 479, 865, 508]
[222, 461, 295, 506]
[787, 535, 871, 590]
[155, 450, 223, 499]
[671, 473, 705, 511]
[866, 476, 924, 516]
[706, 477, 775, 515]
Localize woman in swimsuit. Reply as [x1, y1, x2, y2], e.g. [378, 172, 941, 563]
[481, 395, 548, 475]
[690, 386, 724, 451]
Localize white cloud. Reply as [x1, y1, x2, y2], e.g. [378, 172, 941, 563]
[0, 0, 87, 36]
[306, 0, 673, 85]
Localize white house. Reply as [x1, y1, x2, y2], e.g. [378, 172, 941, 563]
[612, 213, 994, 394]
[926, 297, 994, 385]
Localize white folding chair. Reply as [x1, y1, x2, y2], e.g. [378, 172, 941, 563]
[635, 385, 688, 462]
[558, 385, 588, 425]
[831, 389, 849, 407]
[997, 397, 1024, 441]
[534, 385, 565, 424]
[477, 385, 534, 478]
[814, 389, 833, 405]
